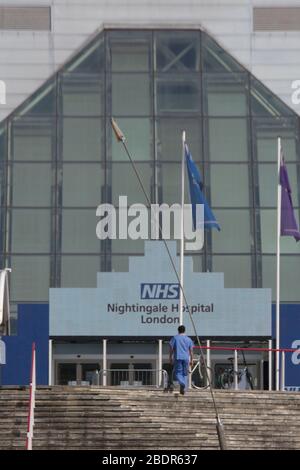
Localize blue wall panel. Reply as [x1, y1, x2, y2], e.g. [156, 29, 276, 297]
[1, 304, 49, 386]
[272, 304, 300, 390]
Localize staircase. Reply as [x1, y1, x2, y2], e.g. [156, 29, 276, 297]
[1, 386, 300, 450]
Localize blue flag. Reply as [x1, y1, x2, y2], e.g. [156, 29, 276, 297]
[185, 144, 220, 231]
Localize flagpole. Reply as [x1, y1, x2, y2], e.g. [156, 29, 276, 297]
[276, 136, 282, 391]
[179, 131, 186, 326]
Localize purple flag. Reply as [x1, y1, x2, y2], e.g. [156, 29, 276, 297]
[280, 159, 300, 241]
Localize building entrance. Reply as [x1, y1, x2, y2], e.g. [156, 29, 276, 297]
[107, 361, 154, 387]
[56, 362, 100, 385]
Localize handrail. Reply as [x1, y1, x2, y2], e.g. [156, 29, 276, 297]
[26, 342, 36, 451]
[98, 368, 169, 388]
[194, 345, 299, 353]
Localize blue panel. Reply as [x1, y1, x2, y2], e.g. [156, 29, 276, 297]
[272, 304, 300, 390]
[1, 304, 49, 386]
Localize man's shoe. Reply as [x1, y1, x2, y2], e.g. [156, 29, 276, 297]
[179, 385, 185, 395]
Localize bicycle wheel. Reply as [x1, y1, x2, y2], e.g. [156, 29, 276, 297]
[191, 362, 211, 389]
[220, 371, 233, 389]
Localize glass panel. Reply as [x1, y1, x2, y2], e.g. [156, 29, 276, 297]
[11, 209, 51, 253]
[158, 162, 191, 205]
[62, 117, 102, 161]
[156, 75, 200, 114]
[82, 363, 100, 385]
[17, 81, 56, 117]
[10, 255, 50, 301]
[64, 35, 104, 73]
[111, 236, 145, 254]
[107, 30, 151, 71]
[156, 118, 202, 161]
[191, 255, 203, 272]
[57, 363, 77, 386]
[262, 255, 300, 301]
[251, 77, 295, 117]
[253, 118, 299, 162]
[62, 209, 101, 253]
[210, 164, 249, 207]
[9, 303, 18, 336]
[12, 117, 54, 161]
[112, 74, 150, 116]
[212, 255, 252, 288]
[0, 127, 5, 208]
[0, 125, 6, 162]
[60, 74, 104, 116]
[111, 255, 129, 272]
[111, 118, 152, 161]
[111, 163, 152, 206]
[203, 73, 248, 116]
[202, 32, 245, 73]
[11, 163, 52, 207]
[257, 163, 299, 207]
[260, 209, 300, 254]
[0, 165, 3, 208]
[62, 163, 104, 207]
[61, 255, 101, 287]
[155, 31, 200, 72]
[211, 209, 252, 253]
[206, 118, 249, 161]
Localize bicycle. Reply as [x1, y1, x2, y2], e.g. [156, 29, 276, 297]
[217, 362, 241, 389]
[163, 356, 212, 391]
[217, 353, 254, 390]
[190, 355, 212, 389]
[241, 349, 254, 390]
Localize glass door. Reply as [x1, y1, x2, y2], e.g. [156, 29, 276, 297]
[56, 362, 100, 385]
[108, 362, 153, 386]
[57, 363, 77, 385]
[81, 363, 100, 385]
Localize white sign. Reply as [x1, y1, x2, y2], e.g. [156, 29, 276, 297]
[50, 241, 271, 338]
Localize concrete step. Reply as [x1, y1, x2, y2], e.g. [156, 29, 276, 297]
[1, 387, 300, 450]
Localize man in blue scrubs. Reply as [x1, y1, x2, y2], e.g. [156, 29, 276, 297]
[169, 325, 194, 395]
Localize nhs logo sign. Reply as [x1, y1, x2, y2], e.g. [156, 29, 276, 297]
[141, 283, 180, 300]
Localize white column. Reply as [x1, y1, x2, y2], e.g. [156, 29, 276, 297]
[48, 339, 52, 386]
[206, 340, 211, 387]
[268, 339, 273, 391]
[179, 130, 186, 326]
[102, 339, 107, 387]
[280, 351, 285, 391]
[276, 137, 282, 391]
[158, 339, 163, 387]
[234, 349, 238, 390]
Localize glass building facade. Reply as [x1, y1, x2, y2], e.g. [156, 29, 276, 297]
[0, 28, 300, 310]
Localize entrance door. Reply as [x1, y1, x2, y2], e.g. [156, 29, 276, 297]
[57, 363, 77, 385]
[56, 362, 100, 385]
[108, 362, 153, 386]
[81, 363, 100, 385]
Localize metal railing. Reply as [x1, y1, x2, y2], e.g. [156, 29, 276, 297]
[96, 368, 168, 388]
[194, 345, 300, 391]
[26, 342, 36, 450]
